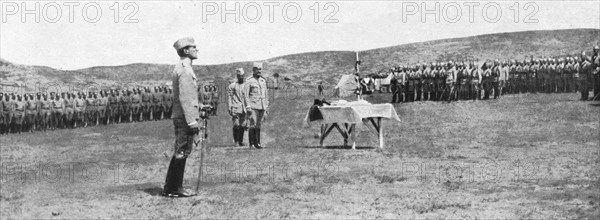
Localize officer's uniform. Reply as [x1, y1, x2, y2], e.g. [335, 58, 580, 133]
[228, 69, 247, 146]
[164, 37, 201, 197]
[243, 62, 269, 149]
[121, 93, 132, 123]
[85, 95, 96, 126]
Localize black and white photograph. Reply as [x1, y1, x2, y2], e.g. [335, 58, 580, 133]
[1, 0, 599, 218]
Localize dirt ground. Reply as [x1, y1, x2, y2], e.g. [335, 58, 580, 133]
[1, 91, 599, 219]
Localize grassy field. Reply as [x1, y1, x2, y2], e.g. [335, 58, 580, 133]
[1, 91, 599, 219]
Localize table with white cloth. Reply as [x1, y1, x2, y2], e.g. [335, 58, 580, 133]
[303, 101, 401, 149]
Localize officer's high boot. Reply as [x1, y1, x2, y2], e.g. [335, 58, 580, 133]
[163, 156, 191, 196]
[232, 126, 239, 146]
[248, 128, 255, 148]
[255, 128, 262, 149]
[237, 126, 244, 147]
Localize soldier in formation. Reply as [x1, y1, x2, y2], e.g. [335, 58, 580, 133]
[0, 86, 174, 135]
[388, 46, 600, 103]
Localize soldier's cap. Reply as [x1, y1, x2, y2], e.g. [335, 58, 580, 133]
[253, 62, 263, 70]
[593, 45, 599, 51]
[173, 37, 196, 51]
[236, 68, 245, 75]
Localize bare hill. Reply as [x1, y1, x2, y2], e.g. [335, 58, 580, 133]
[1, 28, 598, 92]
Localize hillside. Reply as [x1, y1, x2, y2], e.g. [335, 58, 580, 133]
[1, 28, 599, 92]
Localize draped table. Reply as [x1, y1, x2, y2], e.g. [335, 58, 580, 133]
[303, 101, 401, 149]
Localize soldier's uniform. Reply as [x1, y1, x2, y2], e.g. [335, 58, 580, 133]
[0, 94, 4, 134]
[74, 94, 86, 127]
[108, 91, 119, 124]
[491, 62, 501, 98]
[210, 89, 219, 116]
[592, 47, 600, 101]
[152, 88, 164, 120]
[500, 62, 509, 96]
[445, 63, 457, 101]
[121, 91, 132, 123]
[25, 95, 38, 132]
[456, 64, 468, 100]
[85, 94, 97, 126]
[163, 88, 173, 119]
[471, 64, 483, 100]
[422, 65, 434, 101]
[4, 95, 16, 133]
[571, 58, 581, 93]
[131, 90, 141, 122]
[164, 37, 201, 197]
[39, 95, 51, 131]
[64, 94, 75, 128]
[228, 68, 247, 146]
[142, 88, 152, 121]
[51, 95, 65, 129]
[414, 66, 423, 101]
[243, 62, 269, 149]
[97, 92, 108, 125]
[14, 95, 26, 133]
[482, 64, 492, 99]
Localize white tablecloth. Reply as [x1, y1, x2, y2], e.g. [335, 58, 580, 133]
[303, 101, 401, 127]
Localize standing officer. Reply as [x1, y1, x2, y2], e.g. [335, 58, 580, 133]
[228, 68, 247, 147]
[163, 37, 203, 197]
[243, 62, 269, 149]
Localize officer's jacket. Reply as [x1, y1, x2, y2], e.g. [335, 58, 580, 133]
[243, 76, 269, 111]
[228, 82, 246, 114]
[172, 58, 200, 126]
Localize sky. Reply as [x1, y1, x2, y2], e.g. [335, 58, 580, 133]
[1, 0, 599, 70]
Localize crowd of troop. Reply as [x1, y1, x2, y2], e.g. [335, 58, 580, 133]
[388, 46, 600, 103]
[0, 87, 177, 134]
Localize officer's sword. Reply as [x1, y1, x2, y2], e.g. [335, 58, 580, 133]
[195, 108, 210, 194]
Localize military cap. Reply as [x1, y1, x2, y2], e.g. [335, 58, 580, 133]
[593, 45, 599, 51]
[173, 37, 196, 51]
[236, 68, 245, 75]
[253, 62, 264, 70]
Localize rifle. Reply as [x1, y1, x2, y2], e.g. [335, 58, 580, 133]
[194, 106, 211, 194]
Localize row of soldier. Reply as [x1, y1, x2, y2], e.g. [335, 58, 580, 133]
[389, 48, 600, 103]
[0, 87, 175, 134]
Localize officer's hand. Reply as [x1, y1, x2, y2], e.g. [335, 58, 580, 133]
[188, 123, 200, 135]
